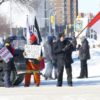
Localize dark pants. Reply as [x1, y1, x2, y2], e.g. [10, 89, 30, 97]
[53, 60, 58, 79]
[65, 64, 72, 85]
[80, 60, 88, 77]
[3, 59, 15, 87]
[57, 62, 72, 86]
[4, 70, 12, 87]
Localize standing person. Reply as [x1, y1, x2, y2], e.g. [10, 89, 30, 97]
[3, 39, 16, 87]
[52, 37, 58, 79]
[77, 36, 90, 78]
[24, 34, 40, 87]
[64, 37, 74, 86]
[54, 33, 74, 86]
[43, 36, 54, 80]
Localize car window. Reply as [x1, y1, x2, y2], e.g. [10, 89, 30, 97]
[12, 39, 26, 50]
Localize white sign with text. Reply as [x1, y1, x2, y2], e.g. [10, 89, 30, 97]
[24, 45, 41, 59]
[0, 47, 13, 63]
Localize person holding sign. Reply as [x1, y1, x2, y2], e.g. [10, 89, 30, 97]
[24, 34, 41, 87]
[3, 39, 15, 87]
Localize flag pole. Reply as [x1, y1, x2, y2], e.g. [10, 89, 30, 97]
[26, 15, 30, 44]
[75, 25, 87, 38]
[76, 12, 100, 39]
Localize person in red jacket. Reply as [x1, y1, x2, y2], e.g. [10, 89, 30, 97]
[24, 34, 41, 87]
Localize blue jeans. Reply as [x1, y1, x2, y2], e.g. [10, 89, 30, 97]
[4, 71, 12, 87]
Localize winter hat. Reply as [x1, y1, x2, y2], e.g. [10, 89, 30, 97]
[30, 34, 37, 43]
[4, 38, 11, 46]
[5, 43, 10, 46]
[47, 36, 54, 43]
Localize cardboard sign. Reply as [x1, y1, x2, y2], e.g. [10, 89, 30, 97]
[24, 45, 41, 59]
[0, 47, 13, 63]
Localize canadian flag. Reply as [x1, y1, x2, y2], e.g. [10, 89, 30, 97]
[87, 12, 100, 34]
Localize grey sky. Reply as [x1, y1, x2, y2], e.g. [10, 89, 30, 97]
[79, 0, 100, 15]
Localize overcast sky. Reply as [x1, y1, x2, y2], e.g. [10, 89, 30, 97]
[79, 0, 100, 14]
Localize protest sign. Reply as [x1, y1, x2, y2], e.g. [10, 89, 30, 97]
[24, 45, 41, 59]
[0, 47, 13, 63]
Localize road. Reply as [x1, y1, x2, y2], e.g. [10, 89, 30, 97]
[0, 85, 100, 100]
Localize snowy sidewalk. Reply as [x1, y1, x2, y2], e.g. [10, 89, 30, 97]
[0, 85, 100, 100]
[0, 47, 100, 100]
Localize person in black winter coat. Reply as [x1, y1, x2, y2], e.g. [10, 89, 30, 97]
[54, 33, 74, 86]
[63, 38, 74, 86]
[77, 36, 90, 78]
[3, 40, 15, 87]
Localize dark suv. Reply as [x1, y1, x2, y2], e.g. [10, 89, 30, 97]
[0, 36, 26, 86]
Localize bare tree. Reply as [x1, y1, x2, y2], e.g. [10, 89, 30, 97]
[0, 15, 10, 35]
[0, 0, 41, 10]
[0, 0, 4, 4]
[17, 0, 41, 11]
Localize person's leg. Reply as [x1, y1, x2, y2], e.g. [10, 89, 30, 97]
[44, 61, 53, 79]
[84, 60, 88, 78]
[34, 73, 40, 86]
[54, 66, 58, 79]
[53, 60, 58, 79]
[78, 60, 85, 78]
[57, 59, 64, 86]
[24, 62, 31, 87]
[32, 64, 40, 86]
[4, 70, 12, 87]
[65, 64, 72, 86]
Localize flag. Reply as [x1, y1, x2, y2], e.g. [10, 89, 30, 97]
[26, 16, 35, 44]
[34, 17, 42, 44]
[26, 15, 30, 44]
[76, 12, 100, 38]
[87, 12, 100, 34]
[26, 16, 42, 44]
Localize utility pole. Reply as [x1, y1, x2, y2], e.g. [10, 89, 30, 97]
[44, 0, 47, 35]
[10, 0, 12, 36]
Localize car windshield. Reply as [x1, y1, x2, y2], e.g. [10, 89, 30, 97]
[12, 39, 26, 50]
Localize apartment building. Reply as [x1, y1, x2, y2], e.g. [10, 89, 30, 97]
[37, 0, 78, 35]
[54, 0, 78, 33]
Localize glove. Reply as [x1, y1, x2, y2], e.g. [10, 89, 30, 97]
[62, 48, 66, 52]
[77, 44, 81, 49]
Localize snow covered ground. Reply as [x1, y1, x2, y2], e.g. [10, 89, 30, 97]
[0, 47, 100, 100]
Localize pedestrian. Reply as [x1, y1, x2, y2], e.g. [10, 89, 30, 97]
[24, 34, 40, 87]
[52, 37, 58, 79]
[77, 36, 90, 78]
[43, 36, 54, 80]
[3, 39, 16, 87]
[54, 33, 74, 86]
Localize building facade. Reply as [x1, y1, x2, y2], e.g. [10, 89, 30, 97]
[37, 0, 78, 36]
[54, 0, 78, 34]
